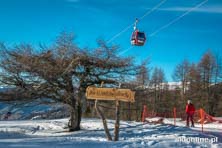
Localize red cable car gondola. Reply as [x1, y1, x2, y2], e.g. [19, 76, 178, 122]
[131, 30, 146, 46]
[130, 18, 146, 46]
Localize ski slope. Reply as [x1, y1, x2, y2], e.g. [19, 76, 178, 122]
[0, 118, 221, 148]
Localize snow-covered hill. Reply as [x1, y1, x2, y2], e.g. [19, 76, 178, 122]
[0, 118, 221, 148]
[0, 100, 70, 120]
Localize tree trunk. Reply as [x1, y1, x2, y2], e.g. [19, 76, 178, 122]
[68, 103, 82, 131]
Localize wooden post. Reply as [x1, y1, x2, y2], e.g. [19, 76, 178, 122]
[114, 83, 121, 141]
[114, 100, 120, 141]
[95, 100, 112, 141]
[128, 102, 131, 121]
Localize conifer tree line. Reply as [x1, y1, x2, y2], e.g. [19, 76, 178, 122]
[171, 51, 222, 116]
[85, 52, 222, 121]
[0, 33, 221, 130]
[135, 50, 222, 119]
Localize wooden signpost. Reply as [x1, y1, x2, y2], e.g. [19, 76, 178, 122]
[85, 84, 135, 141]
[86, 86, 135, 102]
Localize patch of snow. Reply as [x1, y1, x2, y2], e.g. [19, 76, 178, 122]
[0, 118, 221, 147]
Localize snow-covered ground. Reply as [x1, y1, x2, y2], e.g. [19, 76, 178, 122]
[0, 118, 221, 148]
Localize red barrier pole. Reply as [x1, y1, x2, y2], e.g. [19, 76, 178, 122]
[142, 105, 148, 122]
[199, 108, 204, 132]
[173, 107, 176, 126]
[141, 105, 145, 122]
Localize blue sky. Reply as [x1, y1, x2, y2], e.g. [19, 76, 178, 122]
[0, 0, 222, 81]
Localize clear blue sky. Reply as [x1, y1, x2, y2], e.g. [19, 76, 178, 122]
[0, 0, 222, 81]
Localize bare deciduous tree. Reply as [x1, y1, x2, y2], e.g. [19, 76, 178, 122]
[0, 32, 138, 131]
[172, 59, 190, 99]
[150, 67, 165, 112]
[198, 50, 216, 115]
[136, 58, 150, 86]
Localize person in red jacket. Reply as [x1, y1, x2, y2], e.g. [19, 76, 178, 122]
[186, 100, 195, 127]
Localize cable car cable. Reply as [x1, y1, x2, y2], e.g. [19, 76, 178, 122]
[118, 46, 134, 56]
[107, 0, 167, 44]
[139, 0, 167, 20]
[120, 0, 208, 55]
[149, 0, 208, 37]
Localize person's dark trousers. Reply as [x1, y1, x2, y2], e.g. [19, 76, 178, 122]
[186, 114, 194, 127]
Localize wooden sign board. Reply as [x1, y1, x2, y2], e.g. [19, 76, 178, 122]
[86, 86, 135, 102]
